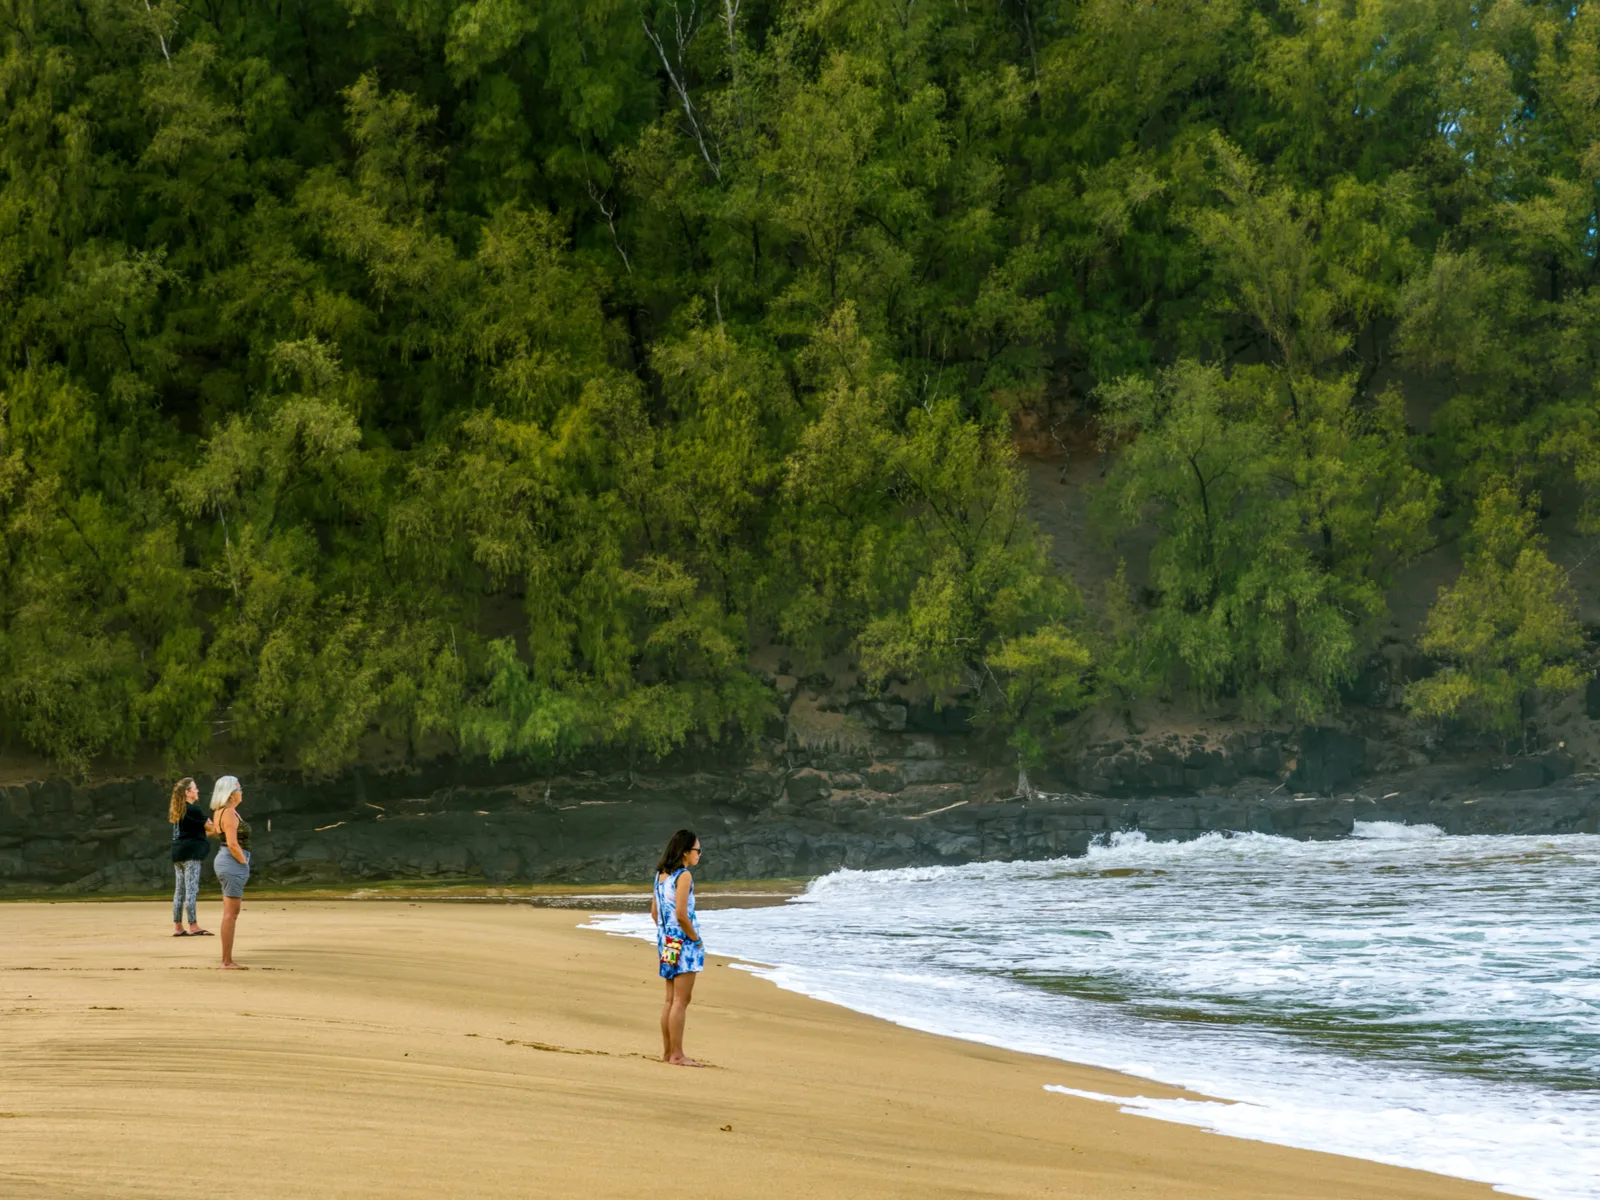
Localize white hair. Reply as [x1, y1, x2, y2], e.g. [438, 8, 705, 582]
[209, 775, 242, 811]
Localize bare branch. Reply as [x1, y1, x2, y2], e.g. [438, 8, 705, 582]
[141, 0, 172, 66]
[579, 137, 632, 274]
[722, 0, 746, 135]
[641, 2, 722, 181]
[586, 178, 633, 275]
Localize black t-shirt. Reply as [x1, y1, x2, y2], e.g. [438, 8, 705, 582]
[170, 802, 210, 863]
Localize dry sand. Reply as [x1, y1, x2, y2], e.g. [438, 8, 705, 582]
[0, 901, 1496, 1199]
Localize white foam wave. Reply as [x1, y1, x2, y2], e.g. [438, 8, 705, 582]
[1352, 820, 1447, 840]
[1042, 1086, 1594, 1200]
[586, 828, 1600, 1199]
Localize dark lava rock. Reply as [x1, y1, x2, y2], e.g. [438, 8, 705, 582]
[1293, 727, 1366, 793]
[5, 740, 1600, 896]
[1476, 752, 1574, 792]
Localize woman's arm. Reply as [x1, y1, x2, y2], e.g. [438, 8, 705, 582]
[222, 811, 246, 864]
[674, 872, 699, 942]
[650, 890, 659, 929]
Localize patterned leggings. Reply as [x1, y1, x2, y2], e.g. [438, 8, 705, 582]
[172, 859, 202, 925]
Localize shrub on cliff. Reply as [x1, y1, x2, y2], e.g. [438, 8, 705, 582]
[1407, 482, 1584, 738]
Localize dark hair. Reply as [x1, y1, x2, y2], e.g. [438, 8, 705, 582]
[655, 829, 699, 875]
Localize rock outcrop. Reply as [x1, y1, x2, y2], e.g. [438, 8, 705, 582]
[4, 737, 1597, 895]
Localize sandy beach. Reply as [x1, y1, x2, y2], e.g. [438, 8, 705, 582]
[0, 901, 1496, 1199]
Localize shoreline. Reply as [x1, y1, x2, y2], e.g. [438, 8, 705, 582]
[0, 877, 808, 907]
[0, 899, 1498, 1199]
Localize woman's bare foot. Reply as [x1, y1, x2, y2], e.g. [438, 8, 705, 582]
[219, 962, 248, 970]
[664, 1053, 702, 1067]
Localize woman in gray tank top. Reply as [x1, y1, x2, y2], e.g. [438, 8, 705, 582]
[210, 776, 251, 969]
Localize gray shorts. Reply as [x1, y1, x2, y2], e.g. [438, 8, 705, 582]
[215, 849, 251, 899]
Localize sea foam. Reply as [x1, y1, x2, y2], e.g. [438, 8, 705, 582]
[590, 824, 1600, 1198]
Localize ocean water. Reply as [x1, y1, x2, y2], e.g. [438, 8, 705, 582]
[590, 823, 1600, 1199]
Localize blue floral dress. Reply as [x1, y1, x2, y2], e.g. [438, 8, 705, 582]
[654, 867, 704, 979]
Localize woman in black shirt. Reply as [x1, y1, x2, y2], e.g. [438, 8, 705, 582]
[168, 777, 213, 937]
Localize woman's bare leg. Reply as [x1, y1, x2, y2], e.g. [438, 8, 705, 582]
[219, 896, 244, 968]
[661, 979, 675, 1060]
[666, 972, 699, 1065]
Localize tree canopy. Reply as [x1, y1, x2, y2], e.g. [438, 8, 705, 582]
[2, 0, 1595, 771]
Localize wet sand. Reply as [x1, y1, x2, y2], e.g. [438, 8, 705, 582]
[0, 901, 1496, 1199]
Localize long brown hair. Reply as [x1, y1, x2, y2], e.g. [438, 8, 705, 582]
[655, 829, 698, 876]
[168, 777, 196, 824]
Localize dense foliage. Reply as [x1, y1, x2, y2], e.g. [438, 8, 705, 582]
[1408, 481, 1585, 735]
[1, 0, 1595, 771]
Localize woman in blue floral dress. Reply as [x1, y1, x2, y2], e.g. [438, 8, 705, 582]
[651, 829, 704, 1066]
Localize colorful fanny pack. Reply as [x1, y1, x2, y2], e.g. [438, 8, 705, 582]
[660, 935, 684, 968]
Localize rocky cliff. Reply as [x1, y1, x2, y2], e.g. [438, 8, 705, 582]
[5, 715, 1598, 896]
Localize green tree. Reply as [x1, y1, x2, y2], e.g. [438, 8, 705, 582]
[983, 627, 1094, 795]
[1097, 359, 1432, 718]
[3, 0, 1596, 779]
[782, 306, 1085, 776]
[1407, 481, 1584, 739]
